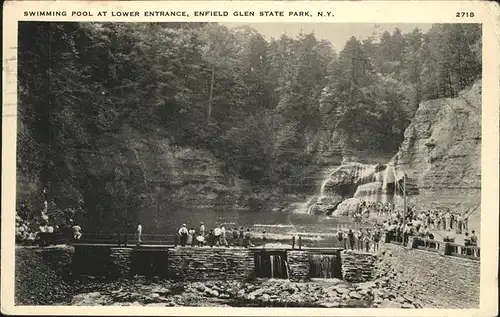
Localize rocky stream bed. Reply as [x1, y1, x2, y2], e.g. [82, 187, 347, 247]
[16, 245, 429, 308]
[70, 260, 425, 308]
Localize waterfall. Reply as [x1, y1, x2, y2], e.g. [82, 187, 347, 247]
[307, 202, 317, 215]
[255, 252, 288, 279]
[284, 258, 290, 279]
[319, 174, 333, 197]
[292, 161, 407, 215]
[291, 195, 316, 214]
[291, 166, 340, 214]
[270, 254, 274, 279]
[309, 253, 341, 279]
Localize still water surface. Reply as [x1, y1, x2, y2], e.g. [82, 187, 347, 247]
[134, 207, 355, 237]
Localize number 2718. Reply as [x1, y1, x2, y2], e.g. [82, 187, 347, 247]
[456, 12, 474, 17]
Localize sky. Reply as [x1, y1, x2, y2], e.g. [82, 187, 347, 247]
[223, 23, 433, 53]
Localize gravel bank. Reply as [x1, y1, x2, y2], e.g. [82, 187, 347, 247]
[15, 247, 74, 305]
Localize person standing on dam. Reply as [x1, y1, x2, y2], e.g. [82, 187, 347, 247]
[213, 226, 222, 246]
[178, 224, 188, 246]
[239, 227, 245, 246]
[356, 229, 364, 251]
[337, 229, 345, 249]
[199, 222, 205, 237]
[207, 229, 215, 247]
[220, 226, 228, 247]
[232, 227, 239, 246]
[187, 227, 195, 246]
[444, 209, 452, 231]
[347, 229, 355, 250]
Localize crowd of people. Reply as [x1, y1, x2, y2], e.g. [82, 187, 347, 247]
[374, 202, 479, 256]
[175, 223, 259, 248]
[16, 196, 84, 247]
[357, 201, 394, 218]
[336, 226, 383, 252]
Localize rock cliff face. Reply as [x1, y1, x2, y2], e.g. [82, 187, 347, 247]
[390, 80, 481, 218]
[117, 128, 249, 211]
[310, 80, 481, 221]
[17, 125, 254, 231]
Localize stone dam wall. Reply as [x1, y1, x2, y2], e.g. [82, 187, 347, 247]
[19, 246, 373, 283]
[341, 250, 377, 282]
[16, 244, 480, 307]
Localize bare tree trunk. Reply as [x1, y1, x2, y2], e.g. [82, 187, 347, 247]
[208, 69, 215, 121]
[349, 57, 355, 104]
[415, 66, 421, 106]
[448, 72, 454, 97]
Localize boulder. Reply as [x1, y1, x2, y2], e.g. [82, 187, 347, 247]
[379, 300, 402, 308]
[71, 292, 107, 306]
[320, 301, 341, 308]
[349, 291, 362, 300]
[336, 286, 350, 294]
[258, 294, 269, 301]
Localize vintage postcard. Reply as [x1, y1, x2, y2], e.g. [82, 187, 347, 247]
[2, 0, 499, 316]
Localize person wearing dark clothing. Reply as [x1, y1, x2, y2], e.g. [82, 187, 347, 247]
[337, 230, 346, 249]
[373, 228, 381, 251]
[208, 229, 215, 247]
[232, 228, 239, 246]
[239, 227, 244, 246]
[243, 229, 252, 248]
[470, 230, 478, 246]
[347, 229, 355, 250]
[463, 232, 471, 255]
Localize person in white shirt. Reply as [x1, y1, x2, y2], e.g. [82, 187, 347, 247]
[213, 226, 222, 246]
[72, 224, 82, 240]
[178, 224, 188, 246]
[199, 222, 205, 237]
[136, 223, 143, 245]
[220, 226, 228, 247]
[187, 228, 195, 246]
[444, 210, 452, 231]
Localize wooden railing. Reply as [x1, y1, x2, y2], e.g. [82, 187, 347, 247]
[447, 242, 480, 259]
[21, 231, 349, 250]
[411, 237, 441, 252]
[386, 234, 480, 260]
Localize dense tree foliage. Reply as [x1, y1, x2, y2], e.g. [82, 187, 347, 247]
[17, 22, 481, 226]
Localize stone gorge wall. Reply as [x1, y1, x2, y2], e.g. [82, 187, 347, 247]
[375, 244, 480, 308]
[111, 129, 253, 221]
[312, 80, 481, 220]
[17, 127, 253, 233]
[391, 80, 482, 219]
